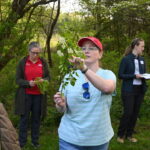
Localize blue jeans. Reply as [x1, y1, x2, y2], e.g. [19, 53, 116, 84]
[59, 139, 109, 150]
[19, 94, 42, 147]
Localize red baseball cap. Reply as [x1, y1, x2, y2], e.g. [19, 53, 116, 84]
[78, 36, 103, 51]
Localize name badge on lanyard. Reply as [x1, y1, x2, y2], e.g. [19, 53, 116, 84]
[140, 60, 144, 64]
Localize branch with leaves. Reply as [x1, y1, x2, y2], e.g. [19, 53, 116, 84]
[57, 36, 85, 93]
[34, 77, 50, 94]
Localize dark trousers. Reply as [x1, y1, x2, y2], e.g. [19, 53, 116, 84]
[19, 94, 42, 146]
[117, 85, 144, 138]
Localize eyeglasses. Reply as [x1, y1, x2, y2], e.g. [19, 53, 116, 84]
[82, 82, 90, 99]
[81, 47, 98, 51]
[30, 51, 40, 55]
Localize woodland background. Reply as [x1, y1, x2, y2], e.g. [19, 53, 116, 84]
[1, 0, 150, 149]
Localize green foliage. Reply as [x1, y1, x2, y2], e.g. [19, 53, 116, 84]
[35, 77, 50, 94]
[42, 105, 62, 127]
[110, 119, 150, 150]
[0, 58, 20, 127]
[101, 50, 123, 118]
[58, 13, 82, 39]
[138, 56, 150, 119]
[140, 84, 150, 118]
[56, 36, 84, 93]
[0, 59, 17, 105]
[20, 119, 150, 150]
[21, 127, 59, 150]
[102, 50, 121, 73]
[79, 0, 150, 54]
[1, 2, 150, 148]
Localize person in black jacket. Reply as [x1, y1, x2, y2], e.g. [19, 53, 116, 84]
[15, 42, 50, 148]
[117, 38, 147, 143]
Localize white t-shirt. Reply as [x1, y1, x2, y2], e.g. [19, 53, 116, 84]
[133, 59, 142, 85]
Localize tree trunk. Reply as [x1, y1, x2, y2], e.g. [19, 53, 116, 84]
[45, 0, 60, 67]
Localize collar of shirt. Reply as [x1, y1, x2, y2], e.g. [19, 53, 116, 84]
[26, 56, 41, 64]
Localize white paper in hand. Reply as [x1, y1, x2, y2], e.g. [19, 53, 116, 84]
[141, 73, 150, 79]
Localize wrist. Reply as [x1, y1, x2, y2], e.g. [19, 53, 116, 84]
[81, 66, 88, 74]
[56, 104, 66, 112]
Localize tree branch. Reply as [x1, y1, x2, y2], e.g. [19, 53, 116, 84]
[23, 0, 57, 14]
[46, 0, 60, 67]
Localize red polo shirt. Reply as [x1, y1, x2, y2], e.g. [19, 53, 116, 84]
[25, 57, 43, 94]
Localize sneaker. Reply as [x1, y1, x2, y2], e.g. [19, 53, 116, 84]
[31, 143, 40, 149]
[127, 137, 138, 143]
[117, 137, 124, 143]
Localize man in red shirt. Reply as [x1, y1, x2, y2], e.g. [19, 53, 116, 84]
[15, 42, 50, 148]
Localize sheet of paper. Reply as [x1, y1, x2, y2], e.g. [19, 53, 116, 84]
[141, 73, 150, 79]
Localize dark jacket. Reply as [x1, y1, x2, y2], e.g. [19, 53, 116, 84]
[15, 56, 50, 119]
[118, 53, 147, 93]
[0, 103, 21, 150]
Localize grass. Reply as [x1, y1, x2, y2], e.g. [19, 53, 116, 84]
[21, 126, 59, 150]
[109, 118, 150, 150]
[21, 119, 150, 150]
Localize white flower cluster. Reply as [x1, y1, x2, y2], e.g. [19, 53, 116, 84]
[111, 1, 138, 13]
[57, 50, 64, 57]
[57, 36, 79, 56]
[68, 48, 73, 54]
[58, 36, 66, 44]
